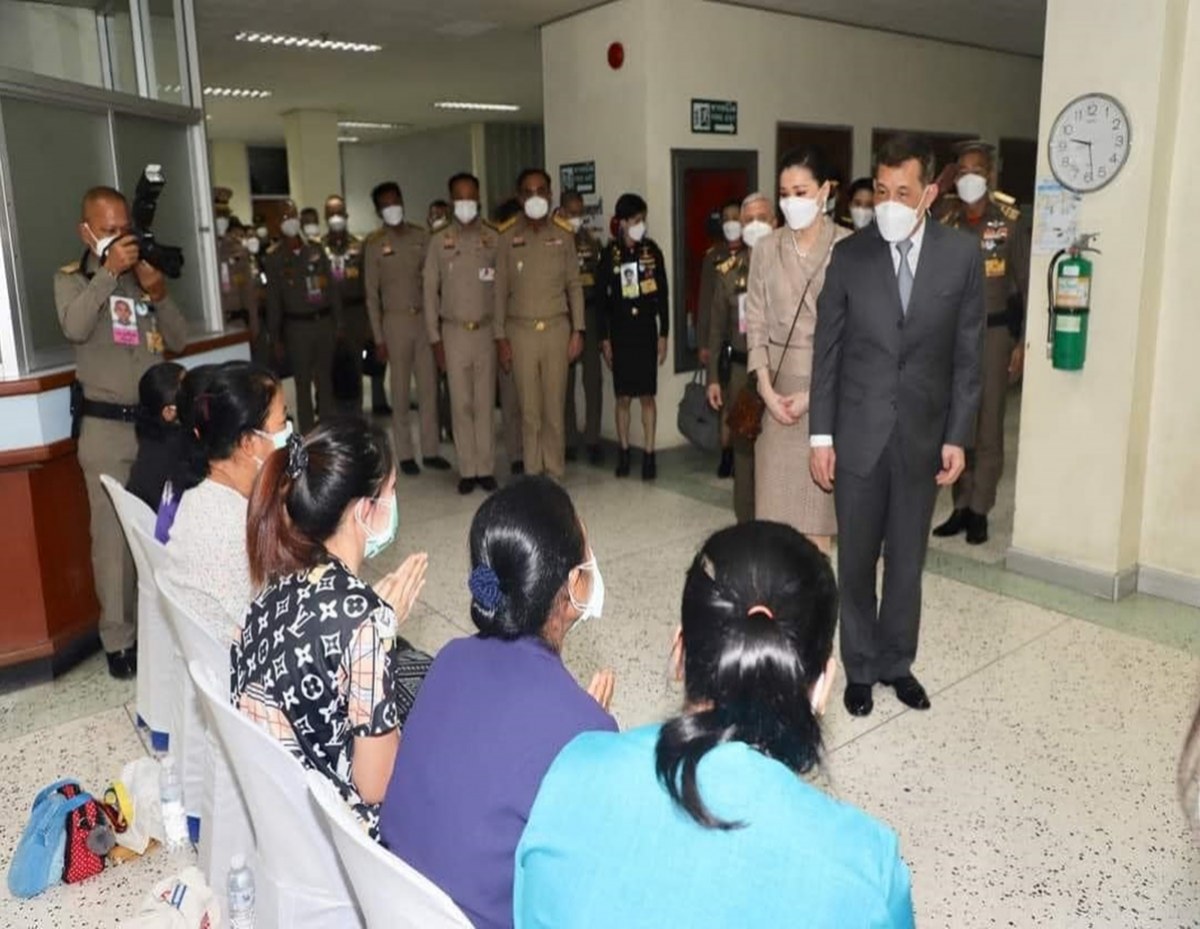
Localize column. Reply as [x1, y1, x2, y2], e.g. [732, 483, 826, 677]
[209, 139, 252, 222]
[283, 109, 342, 212]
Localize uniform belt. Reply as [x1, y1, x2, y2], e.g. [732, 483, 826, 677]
[81, 398, 138, 423]
[450, 318, 491, 332]
[509, 315, 568, 332]
[729, 349, 748, 366]
[987, 310, 1013, 328]
[285, 308, 331, 322]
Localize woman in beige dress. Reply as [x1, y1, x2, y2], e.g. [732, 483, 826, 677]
[745, 147, 850, 553]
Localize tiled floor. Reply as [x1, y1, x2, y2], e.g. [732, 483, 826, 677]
[3, 402, 1200, 927]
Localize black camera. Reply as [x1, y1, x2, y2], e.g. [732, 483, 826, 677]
[130, 164, 185, 279]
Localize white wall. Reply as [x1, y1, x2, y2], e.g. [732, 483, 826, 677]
[341, 126, 476, 236]
[209, 140, 253, 223]
[543, 0, 1043, 446]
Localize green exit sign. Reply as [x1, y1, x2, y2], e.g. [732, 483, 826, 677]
[691, 99, 737, 135]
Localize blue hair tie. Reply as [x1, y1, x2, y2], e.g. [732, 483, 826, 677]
[469, 564, 504, 613]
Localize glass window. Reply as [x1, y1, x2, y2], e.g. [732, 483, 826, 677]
[102, 0, 140, 96]
[0, 94, 115, 367]
[113, 112, 208, 331]
[0, 1, 106, 89]
[146, 0, 183, 104]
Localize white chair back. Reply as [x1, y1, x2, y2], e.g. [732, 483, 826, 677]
[99, 475, 174, 744]
[188, 660, 362, 929]
[306, 772, 473, 929]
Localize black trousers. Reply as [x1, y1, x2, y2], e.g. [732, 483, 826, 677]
[834, 431, 939, 685]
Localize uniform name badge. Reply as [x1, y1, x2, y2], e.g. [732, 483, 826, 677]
[332, 255, 345, 281]
[479, 266, 496, 282]
[738, 293, 748, 335]
[109, 296, 141, 346]
[620, 261, 640, 299]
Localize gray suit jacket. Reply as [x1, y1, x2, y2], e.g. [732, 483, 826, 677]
[810, 220, 985, 478]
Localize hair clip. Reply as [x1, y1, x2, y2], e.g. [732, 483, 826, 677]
[468, 564, 504, 613]
[747, 605, 775, 621]
[286, 432, 308, 480]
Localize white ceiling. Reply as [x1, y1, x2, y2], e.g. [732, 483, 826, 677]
[198, 0, 1046, 144]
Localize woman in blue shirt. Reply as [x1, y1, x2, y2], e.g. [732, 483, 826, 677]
[515, 520, 915, 928]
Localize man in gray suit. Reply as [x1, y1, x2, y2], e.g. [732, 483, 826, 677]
[810, 133, 984, 717]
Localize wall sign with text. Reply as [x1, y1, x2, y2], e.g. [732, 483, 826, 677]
[691, 99, 737, 135]
[559, 161, 596, 195]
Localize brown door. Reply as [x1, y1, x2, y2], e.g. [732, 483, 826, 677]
[776, 124, 854, 212]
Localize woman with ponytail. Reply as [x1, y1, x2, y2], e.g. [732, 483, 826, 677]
[233, 418, 431, 836]
[514, 521, 915, 928]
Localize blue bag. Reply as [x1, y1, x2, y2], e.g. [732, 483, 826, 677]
[7, 778, 93, 898]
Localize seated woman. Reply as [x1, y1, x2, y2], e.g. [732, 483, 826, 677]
[126, 361, 185, 513]
[514, 521, 916, 929]
[234, 419, 431, 836]
[160, 361, 288, 639]
[379, 476, 618, 929]
[152, 363, 216, 541]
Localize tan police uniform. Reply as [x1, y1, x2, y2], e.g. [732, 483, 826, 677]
[706, 248, 756, 523]
[54, 252, 188, 653]
[499, 364, 522, 468]
[217, 234, 259, 332]
[264, 239, 343, 433]
[323, 230, 368, 415]
[696, 242, 736, 361]
[565, 225, 604, 453]
[424, 218, 499, 480]
[938, 190, 1030, 516]
[364, 223, 439, 463]
[494, 213, 585, 480]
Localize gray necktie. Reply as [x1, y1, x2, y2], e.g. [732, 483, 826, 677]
[896, 239, 914, 314]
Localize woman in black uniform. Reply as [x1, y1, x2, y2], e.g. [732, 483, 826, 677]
[599, 193, 669, 481]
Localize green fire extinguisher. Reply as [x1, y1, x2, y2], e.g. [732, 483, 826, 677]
[1046, 233, 1100, 371]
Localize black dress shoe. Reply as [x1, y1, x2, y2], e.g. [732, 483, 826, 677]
[106, 647, 137, 680]
[372, 403, 394, 417]
[933, 508, 969, 538]
[510, 460, 525, 476]
[966, 511, 989, 546]
[717, 447, 734, 479]
[423, 456, 452, 471]
[881, 675, 931, 710]
[642, 451, 657, 481]
[844, 683, 873, 717]
[615, 448, 632, 478]
[587, 444, 604, 466]
[399, 459, 421, 477]
[477, 476, 499, 492]
[565, 446, 579, 463]
[457, 478, 477, 495]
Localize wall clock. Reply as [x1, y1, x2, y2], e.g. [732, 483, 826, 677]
[1047, 92, 1131, 193]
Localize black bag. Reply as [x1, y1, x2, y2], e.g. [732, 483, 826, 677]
[677, 371, 721, 452]
[362, 339, 387, 379]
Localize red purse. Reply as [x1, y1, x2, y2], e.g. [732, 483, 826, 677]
[58, 783, 108, 884]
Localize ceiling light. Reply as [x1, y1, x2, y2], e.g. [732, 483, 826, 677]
[338, 136, 360, 144]
[338, 120, 407, 130]
[433, 101, 520, 112]
[203, 86, 272, 99]
[235, 31, 382, 53]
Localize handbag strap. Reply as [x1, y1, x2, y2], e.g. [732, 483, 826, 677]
[769, 233, 835, 390]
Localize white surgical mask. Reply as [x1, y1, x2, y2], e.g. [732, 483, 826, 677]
[453, 200, 479, 225]
[254, 420, 293, 451]
[430, 216, 448, 231]
[87, 226, 119, 260]
[874, 195, 926, 244]
[523, 196, 550, 221]
[742, 220, 772, 248]
[626, 220, 647, 242]
[779, 195, 821, 231]
[722, 220, 743, 243]
[255, 226, 268, 239]
[215, 217, 230, 237]
[328, 214, 347, 232]
[849, 206, 875, 230]
[302, 223, 321, 239]
[381, 205, 404, 227]
[569, 551, 605, 624]
[356, 494, 398, 560]
[955, 173, 989, 205]
[568, 216, 584, 233]
[244, 236, 261, 255]
[280, 218, 302, 239]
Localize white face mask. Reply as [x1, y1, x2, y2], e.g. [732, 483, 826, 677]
[381, 204, 404, 227]
[87, 225, 120, 260]
[302, 223, 321, 239]
[874, 192, 928, 244]
[742, 219, 772, 248]
[250, 420, 293, 469]
[280, 218, 302, 239]
[215, 217, 230, 237]
[626, 220, 647, 242]
[722, 220, 743, 243]
[955, 173, 989, 205]
[244, 236, 261, 255]
[567, 216, 584, 233]
[328, 214, 347, 232]
[453, 200, 479, 225]
[569, 551, 605, 624]
[779, 195, 822, 231]
[255, 226, 268, 239]
[849, 206, 874, 230]
[523, 196, 550, 221]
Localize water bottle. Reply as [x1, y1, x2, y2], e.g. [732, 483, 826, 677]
[228, 853, 256, 929]
[159, 755, 189, 849]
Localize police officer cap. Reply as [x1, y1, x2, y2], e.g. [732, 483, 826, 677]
[614, 192, 647, 220]
[953, 139, 996, 158]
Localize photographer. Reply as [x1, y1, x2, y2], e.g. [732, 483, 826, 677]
[54, 184, 188, 679]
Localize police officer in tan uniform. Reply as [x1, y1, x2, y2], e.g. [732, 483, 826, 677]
[933, 140, 1030, 545]
[364, 181, 449, 476]
[424, 172, 501, 495]
[55, 186, 188, 678]
[264, 199, 342, 433]
[494, 168, 585, 481]
[321, 194, 370, 416]
[213, 189, 258, 336]
[559, 190, 605, 466]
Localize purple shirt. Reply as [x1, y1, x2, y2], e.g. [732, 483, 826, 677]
[380, 634, 617, 929]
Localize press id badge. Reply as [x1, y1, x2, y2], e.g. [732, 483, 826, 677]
[738, 293, 748, 335]
[479, 267, 496, 282]
[331, 256, 345, 281]
[110, 296, 141, 346]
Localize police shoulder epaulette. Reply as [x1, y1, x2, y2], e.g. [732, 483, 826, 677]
[993, 191, 1020, 221]
[482, 218, 499, 232]
[59, 260, 81, 274]
[494, 215, 519, 235]
[553, 214, 574, 234]
[716, 255, 738, 275]
[993, 190, 1016, 205]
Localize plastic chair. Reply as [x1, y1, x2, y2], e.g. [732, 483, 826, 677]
[306, 772, 473, 929]
[188, 660, 362, 929]
[157, 575, 256, 899]
[128, 518, 204, 843]
[98, 475, 175, 751]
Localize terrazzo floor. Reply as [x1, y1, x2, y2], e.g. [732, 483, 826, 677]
[2, 393, 1199, 927]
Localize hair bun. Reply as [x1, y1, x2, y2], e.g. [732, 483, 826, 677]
[468, 564, 505, 614]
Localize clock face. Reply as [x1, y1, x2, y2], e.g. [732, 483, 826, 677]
[1048, 93, 1131, 193]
